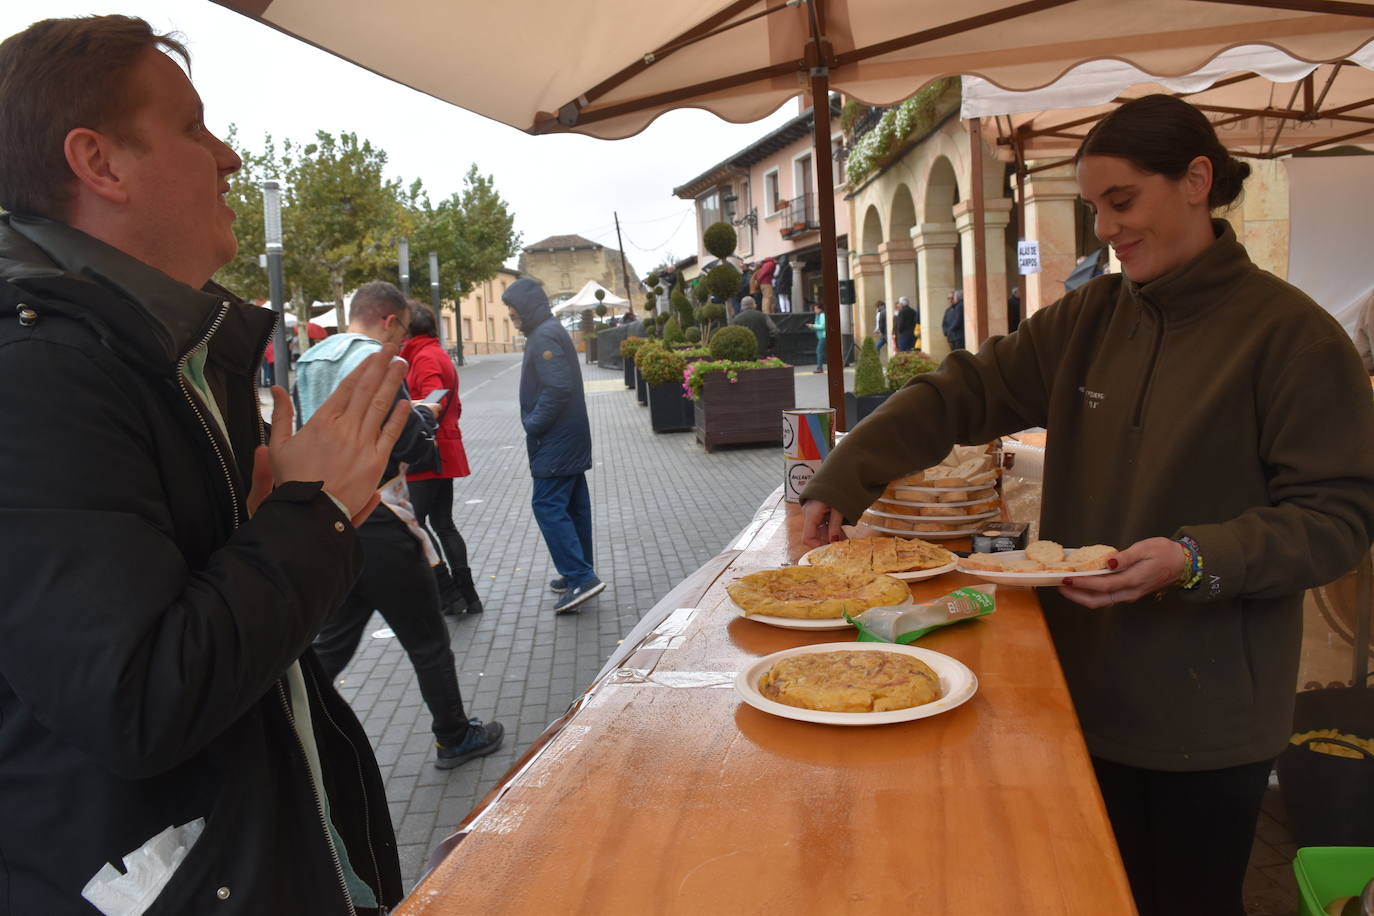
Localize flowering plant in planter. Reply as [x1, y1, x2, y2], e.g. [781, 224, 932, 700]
[684, 357, 786, 400]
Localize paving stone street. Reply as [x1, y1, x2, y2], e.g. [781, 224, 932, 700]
[325, 351, 1299, 914]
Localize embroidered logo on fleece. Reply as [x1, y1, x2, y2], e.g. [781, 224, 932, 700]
[543, 350, 553, 360]
[1078, 386, 1107, 409]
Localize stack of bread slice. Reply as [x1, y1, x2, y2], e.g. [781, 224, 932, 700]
[861, 455, 1002, 539]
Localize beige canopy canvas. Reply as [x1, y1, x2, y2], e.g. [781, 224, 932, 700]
[212, 0, 1374, 425]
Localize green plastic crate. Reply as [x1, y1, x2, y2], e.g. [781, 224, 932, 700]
[1294, 847, 1374, 916]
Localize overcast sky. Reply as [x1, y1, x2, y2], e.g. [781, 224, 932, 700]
[0, 2, 798, 273]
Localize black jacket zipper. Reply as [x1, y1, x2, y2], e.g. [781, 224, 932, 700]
[179, 304, 371, 914]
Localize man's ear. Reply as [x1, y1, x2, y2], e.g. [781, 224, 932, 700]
[63, 127, 129, 206]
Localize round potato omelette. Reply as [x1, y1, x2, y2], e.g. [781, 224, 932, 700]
[759, 650, 942, 713]
[727, 567, 910, 619]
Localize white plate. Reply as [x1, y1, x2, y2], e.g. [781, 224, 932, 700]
[863, 522, 982, 540]
[731, 590, 913, 630]
[734, 642, 979, 725]
[890, 482, 999, 496]
[956, 548, 1116, 587]
[798, 546, 959, 582]
[877, 493, 999, 508]
[865, 507, 1000, 523]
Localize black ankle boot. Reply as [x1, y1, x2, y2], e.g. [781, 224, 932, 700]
[434, 565, 467, 615]
[455, 567, 483, 614]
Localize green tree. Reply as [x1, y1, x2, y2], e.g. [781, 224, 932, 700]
[282, 131, 407, 330]
[407, 164, 521, 304]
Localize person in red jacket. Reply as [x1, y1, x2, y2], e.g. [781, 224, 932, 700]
[401, 304, 483, 614]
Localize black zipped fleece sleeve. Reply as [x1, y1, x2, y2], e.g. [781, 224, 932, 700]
[0, 333, 361, 779]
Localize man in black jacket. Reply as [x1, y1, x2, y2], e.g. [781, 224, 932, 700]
[893, 296, 918, 351]
[0, 16, 406, 913]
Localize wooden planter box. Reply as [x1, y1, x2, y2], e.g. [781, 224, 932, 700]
[623, 358, 635, 389]
[693, 365, 795, 452]
[844, 390, 896, 428]
[647, 381, 695, 433]
[636, 366, 648, 405]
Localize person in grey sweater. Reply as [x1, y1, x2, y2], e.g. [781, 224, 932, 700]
[728, 295, 778, 357]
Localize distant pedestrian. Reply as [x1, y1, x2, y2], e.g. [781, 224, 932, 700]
[755, 256, 778, 312]
[894, 296, 918, 351]
[298, 282, 505, 770]
[734, 262, 753, 316]
[775, 255, 793, 312]
[401, 303, 484, 616]
[943, 289, 966, 351]
[730, 295, 778, 357]
[503, 278, 606, 613]
[622, 306, 637, 325]
[1008, 285, 1022, 333]
[873, 300, 888, 352]
[806, 301, 827, 372]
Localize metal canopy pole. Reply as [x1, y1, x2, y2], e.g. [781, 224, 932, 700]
[805, 0, 846, 430]
[968, 117, 989, 345]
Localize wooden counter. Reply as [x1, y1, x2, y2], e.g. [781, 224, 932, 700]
[398, 490, 1137, 915]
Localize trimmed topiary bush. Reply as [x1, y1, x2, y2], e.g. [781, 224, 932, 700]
[595, 302, 608, 318]
[684, 326, 702, 343]
[671, 287, 694, 327]
[705, 263, 741, 304]
[693, 281, 709, 304]
[698, 302, 726, 325]
[708, 324, 758, 362]
[853, 337, 885, 396]
[636, 344, 686, 386]
[662, 314, 685, 346]
[703, 222, 737, 260]
[621, 335, 647, 360]
[886, 350, 939, 389]
[646, 271, 660, 288]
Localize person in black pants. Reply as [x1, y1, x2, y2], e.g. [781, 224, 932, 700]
[297, 283, 504, 770]
[401, 304, 483, 615]
[312, 527, 470, 747]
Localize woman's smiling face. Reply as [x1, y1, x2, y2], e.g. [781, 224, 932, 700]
[1076, 153, 1215, 285]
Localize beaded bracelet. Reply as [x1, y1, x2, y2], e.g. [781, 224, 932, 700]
[1174, 535, 1204, 591]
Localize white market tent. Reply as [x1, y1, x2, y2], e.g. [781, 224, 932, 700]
[214, 0, 1374, 425]
[550, 280, 631, 316]
[961, 41, 1374, 334]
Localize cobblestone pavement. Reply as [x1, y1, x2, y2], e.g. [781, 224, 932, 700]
[324, 351, 1298, 912]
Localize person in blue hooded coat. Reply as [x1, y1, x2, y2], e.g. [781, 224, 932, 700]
[503, 278, 605, 612]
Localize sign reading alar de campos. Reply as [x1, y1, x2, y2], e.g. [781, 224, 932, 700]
[1017, 240, 1041, 275]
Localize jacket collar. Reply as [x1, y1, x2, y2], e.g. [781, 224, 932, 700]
[1125, 219, 1253, 322]
[0, 215, 274, 376]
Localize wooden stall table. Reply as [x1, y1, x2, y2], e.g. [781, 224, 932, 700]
[398, 489, 1137, 915]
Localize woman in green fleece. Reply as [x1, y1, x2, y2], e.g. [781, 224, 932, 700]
[799, 95, 1374, 916]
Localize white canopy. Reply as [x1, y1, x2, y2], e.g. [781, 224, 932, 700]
[963, 41, 1374, 160]
[551, 281, 630, 316]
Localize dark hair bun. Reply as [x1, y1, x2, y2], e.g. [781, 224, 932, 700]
[1208, 156, 1250, 209]
[1077, 95, 1250, 211]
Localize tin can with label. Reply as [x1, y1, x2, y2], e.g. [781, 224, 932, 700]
[783, 457, 823, 503]
[781, 408, 835, 461]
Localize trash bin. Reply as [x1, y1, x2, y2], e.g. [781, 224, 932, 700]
[1293, 846, 1374, 916]
[1277, 685, 1374, 847]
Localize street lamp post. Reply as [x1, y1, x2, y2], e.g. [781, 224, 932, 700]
[452, 279, 466, 367]
[398, 237, 411, 297]
[428, 251, 445, 351]
[261, 180, 290, 393]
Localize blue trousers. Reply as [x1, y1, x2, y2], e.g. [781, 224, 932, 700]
[815, 337, 826, 369]
[897, 332, 916, 352]
[531, 473, 595, 588]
